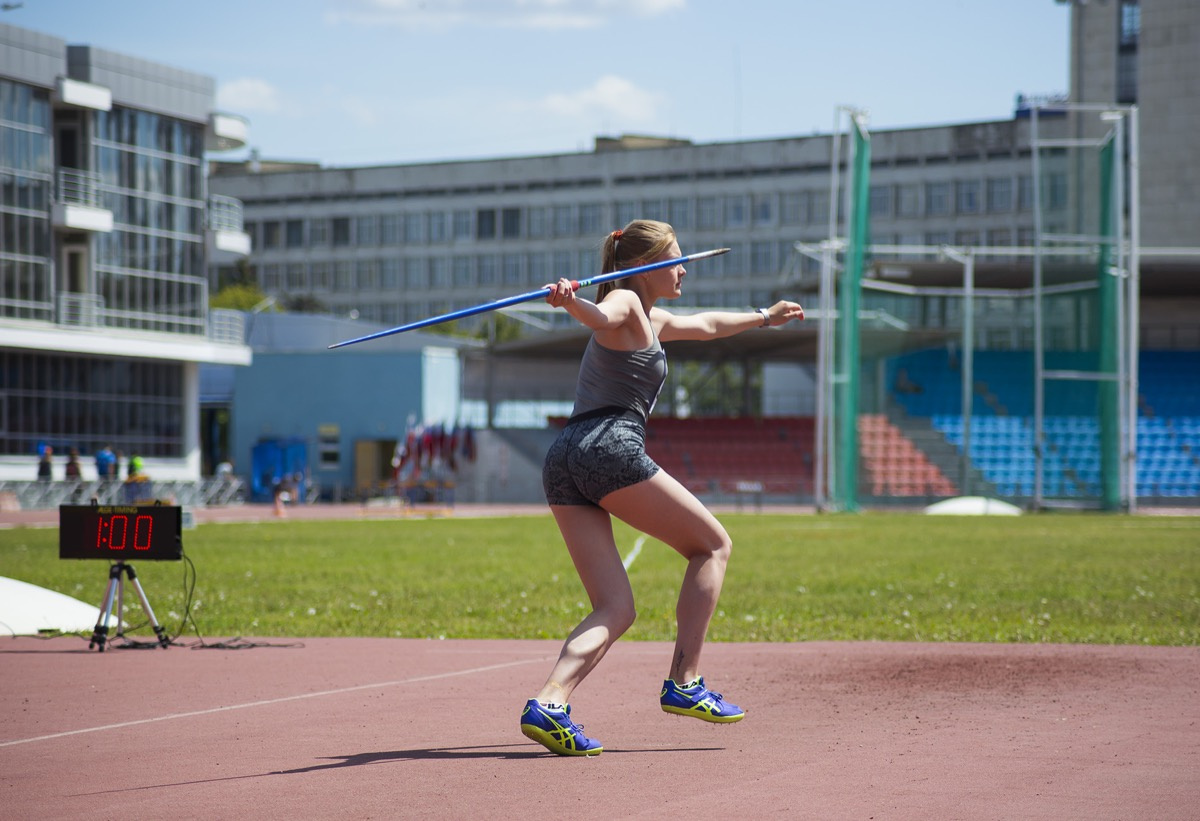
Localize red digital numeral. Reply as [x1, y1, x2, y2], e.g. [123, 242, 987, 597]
[110, 515, 128, 550]
[134, 515, 153, 550]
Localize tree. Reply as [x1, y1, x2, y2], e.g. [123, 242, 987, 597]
[210, 283, 276, 312]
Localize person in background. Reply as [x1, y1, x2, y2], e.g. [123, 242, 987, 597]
[37, 446, 54, 482]
[95, 444, 116, 480]
[64, 448, 82, 480]
[520, 219, 805, 756]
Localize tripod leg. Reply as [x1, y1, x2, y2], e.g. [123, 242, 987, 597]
[123, 565, 171, 649]
[89, 564, 122, 651]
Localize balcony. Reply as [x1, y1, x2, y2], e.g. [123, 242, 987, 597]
[52, 169, 113, 232]
[206, 112, 248, 152]
[207, 194, 251, 259]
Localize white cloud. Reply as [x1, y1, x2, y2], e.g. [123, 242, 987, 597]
[325, 0, 685, 30]
[217, 78, 282, 114]
[524, 74, 663, 123]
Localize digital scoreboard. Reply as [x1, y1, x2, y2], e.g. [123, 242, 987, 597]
[59, 505, 183, 561]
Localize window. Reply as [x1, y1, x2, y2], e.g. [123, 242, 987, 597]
[475, 209, 495, 240]
[924, 182, 951, 216]
[405, 258, 427, 289]
[750, 241, 773, 273]
[331, 217, 351, 246]
[724, 195, 747, 227]
[309, 218, 328, 246]
[453, 209, 472, 240]
[428, 212, 447, 242]
[807, 190, 829, 224]
[286, 219, 304, 248]
[405, 212, 426, 243]
[1045, 173, 1068, 211]
[501, 207, 522, 239]
[429, 257, 449, 288]
[453, 256, 473, 287]
[641, 198, 665, 222]
[552, 251, 572, 280]
[1120, 0, 1140, 46]
[528, 252, 548, 284]
[262, 221, 282, 249]
[381, 258, 401, 289]
[696, 197, 719, 230]
[955, 180, 980, 214]
[579, 203, 603, 234]
[477, 254, 497, 285]
[553, 205, 573, 236]
[502, 253, 522, 285]
[311, 262, 331, 290]
[355, 215, 378, 246]
[318, 425, 340, 470]
[1017, 175, 1034, 211]
[615, 201, 638, 228]
[896, 185, 919, 218]
[986, 178, 1012, 212]
[868, 185, 891, 218]
[780, 192, 802, 225]
[286, 263, 306, 290]
[753, 194, 775, 226]
[528, 206, 548, 238]
[380, 214, 400, 245]
[669, 197, 692, 229]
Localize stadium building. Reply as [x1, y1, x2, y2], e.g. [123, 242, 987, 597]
[0, 23, 252, 502]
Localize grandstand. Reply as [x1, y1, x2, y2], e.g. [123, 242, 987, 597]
[886, 349, 1200, 500]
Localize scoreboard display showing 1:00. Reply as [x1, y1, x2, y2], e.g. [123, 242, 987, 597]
[58, 505, 183, 561]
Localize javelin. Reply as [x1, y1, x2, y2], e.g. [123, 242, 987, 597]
[328, 247, 730, 349]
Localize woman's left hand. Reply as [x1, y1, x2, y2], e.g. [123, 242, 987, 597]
[762, 300, 805, 326]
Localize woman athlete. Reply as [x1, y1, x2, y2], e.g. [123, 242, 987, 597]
[519, 219, 805, 756]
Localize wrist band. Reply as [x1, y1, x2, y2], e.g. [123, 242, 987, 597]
[758, 308, 770, 327]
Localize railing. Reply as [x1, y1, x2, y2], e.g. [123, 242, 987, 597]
[0, 478, 247, 511]
[209, 308, 245, 344]
[208, 194, 245, 232]
[57, 293, 104, 327]
[57, 169, 104, 208]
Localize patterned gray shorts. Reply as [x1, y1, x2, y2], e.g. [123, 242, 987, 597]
[542, 412, 660, 506]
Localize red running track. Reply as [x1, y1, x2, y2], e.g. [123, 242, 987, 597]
[2, 636, 1198, 820]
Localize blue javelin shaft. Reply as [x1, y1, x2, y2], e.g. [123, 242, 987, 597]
[327, 247, 730, 349]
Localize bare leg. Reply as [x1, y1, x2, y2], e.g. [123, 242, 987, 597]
[600, 469, 731, 684]
[535, 504, 636, 705]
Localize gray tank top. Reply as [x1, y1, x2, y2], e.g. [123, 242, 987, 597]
[571, 334, 667, 421]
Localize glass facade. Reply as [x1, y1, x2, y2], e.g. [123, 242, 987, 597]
[0, 350, 184, 459]
[93, 106, 209, 334]
[0, 79, 54, 321]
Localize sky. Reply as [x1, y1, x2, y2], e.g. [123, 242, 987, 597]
[7, 0, 1072, 168]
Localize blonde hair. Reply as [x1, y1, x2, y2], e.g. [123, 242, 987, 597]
[595, 219, 677, 302]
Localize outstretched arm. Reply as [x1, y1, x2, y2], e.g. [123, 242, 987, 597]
[656, 300, 804, 342]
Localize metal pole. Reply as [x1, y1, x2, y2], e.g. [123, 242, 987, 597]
[1031, 107, 1046, 509]
[1112, 114, 1129, 510]
[962, 250, 975, 496]
[1127, 106, 1141, 513]
[822, 111, 844, 509]
[815, 245, 834, 509]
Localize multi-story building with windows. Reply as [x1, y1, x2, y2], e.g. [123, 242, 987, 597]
[0, 23, 251, 484]
[210, 0, 1195, 402]
[212, 119, 1071, 329]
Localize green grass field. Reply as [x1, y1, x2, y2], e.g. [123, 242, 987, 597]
[2, 514, 1197, 645]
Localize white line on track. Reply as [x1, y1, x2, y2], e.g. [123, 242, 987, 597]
[0, 655, 552, 749]
[622, 535, 647, 570]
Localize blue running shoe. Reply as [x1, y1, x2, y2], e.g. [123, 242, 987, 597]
[520, 699, 604, 756]
[660, 676, 745, 723]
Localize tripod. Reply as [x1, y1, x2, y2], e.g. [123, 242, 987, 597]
[89, 562, 170, 651]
